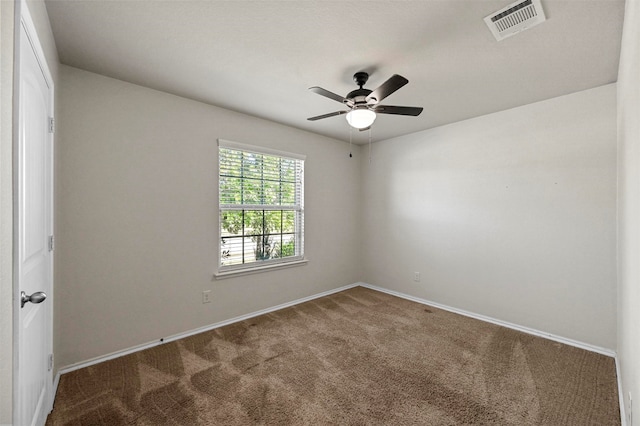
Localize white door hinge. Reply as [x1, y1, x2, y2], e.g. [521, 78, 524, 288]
[48, 235, 54, 252]
[48, 354, 53, 371]
[48, 117, 55, 134]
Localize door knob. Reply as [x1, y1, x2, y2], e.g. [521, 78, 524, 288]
[21, 291, 46, 308]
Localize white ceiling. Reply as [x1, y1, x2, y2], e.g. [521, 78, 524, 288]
[44, 0, 625, 144]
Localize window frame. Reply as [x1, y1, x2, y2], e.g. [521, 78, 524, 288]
[216, 139, 306, 277]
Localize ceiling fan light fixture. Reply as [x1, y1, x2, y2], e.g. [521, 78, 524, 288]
[346, 108, 376, 129]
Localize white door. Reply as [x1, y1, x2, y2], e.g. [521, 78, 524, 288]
[17, 9, 54, 426]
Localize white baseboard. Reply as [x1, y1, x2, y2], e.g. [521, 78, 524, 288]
[359, 282, 616, 357]
[55, 282, 360, 377]
[55, 280, 616, 370]
[52, 371, 60, 412]
[616, 356, 627, 426]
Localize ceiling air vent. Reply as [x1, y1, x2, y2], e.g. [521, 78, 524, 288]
[484, 0, 546, 41]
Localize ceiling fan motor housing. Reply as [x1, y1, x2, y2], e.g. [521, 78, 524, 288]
[346, 89, 373, 103]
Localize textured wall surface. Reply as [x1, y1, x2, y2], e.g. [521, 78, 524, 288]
[56, 65, 362, 369]
[361, 84, 617, 350]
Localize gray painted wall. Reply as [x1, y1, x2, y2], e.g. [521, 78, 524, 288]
[55, 65, 362, 369]
[360, 84, 617, 350]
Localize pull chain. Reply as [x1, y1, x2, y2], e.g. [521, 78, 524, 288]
[349, 125, 353, 158]
[368, 127, 372, 163]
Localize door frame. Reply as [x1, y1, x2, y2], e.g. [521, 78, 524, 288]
[13, 1, 55, 424]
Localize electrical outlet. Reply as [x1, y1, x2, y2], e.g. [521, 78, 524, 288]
[413, 272, 420, 282]
[202, 290, 212, 304]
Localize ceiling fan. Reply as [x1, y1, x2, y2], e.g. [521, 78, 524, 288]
[307, 72, 423, 130]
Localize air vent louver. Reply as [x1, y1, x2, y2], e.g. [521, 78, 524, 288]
[484, 0, 546, 41]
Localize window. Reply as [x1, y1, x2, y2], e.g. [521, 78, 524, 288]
[218, 140, 305, 274]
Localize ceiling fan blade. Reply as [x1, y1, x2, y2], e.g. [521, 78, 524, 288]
[373, 105, 423, 116]
[366, 74, 409, 103]
[307, 110, 348, 121]
[309, 86, 348, 104]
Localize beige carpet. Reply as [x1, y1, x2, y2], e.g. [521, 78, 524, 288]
[47, 287, 620, 425]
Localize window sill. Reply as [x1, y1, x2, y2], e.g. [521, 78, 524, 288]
[214, 258, 309, 280]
